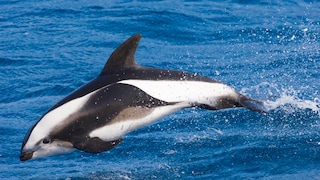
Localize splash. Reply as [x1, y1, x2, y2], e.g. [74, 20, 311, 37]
[241, 82, 320, 116]
[265, 94, 320, 115]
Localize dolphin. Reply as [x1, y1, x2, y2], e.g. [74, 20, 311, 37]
[20, 34, 267, 161]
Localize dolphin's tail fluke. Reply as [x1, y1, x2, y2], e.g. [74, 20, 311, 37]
[238, 95, 268, 113]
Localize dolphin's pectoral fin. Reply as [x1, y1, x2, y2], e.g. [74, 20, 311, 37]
[239, 95, 268, 113]
[73, 137, 123, 153]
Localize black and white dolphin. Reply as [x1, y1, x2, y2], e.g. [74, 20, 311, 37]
[20, 34, 267, 161]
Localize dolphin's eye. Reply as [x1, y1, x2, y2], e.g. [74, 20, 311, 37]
[42, 138, 51, 144]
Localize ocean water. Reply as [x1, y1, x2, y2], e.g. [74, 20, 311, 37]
[1, 0, 319, 179]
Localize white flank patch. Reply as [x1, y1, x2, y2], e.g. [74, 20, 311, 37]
[89, 102, 191, 141]
[118, 80, 238, 107]
[24, 93, 93, 150]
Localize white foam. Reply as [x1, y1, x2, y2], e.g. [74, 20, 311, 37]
[265, 95, 320, 115]
[241, 82, 320, 116]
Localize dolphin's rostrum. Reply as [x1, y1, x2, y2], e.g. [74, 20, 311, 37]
[20, 34, 267, 161]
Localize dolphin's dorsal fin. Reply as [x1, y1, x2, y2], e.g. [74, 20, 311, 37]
[101, 34, 141, 74]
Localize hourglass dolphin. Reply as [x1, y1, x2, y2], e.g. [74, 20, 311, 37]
[20, 34, 267, 161]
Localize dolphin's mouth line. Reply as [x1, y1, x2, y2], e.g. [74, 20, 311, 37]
[20, 151, 34, 161]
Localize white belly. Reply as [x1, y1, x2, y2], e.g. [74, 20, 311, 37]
[89, 102, 190, 141]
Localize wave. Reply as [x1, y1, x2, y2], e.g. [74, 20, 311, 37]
[241, 82, 320, 116]
[265, 93, 320, 115]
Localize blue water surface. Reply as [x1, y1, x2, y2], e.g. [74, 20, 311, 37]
[1, 0, 319, 179]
